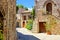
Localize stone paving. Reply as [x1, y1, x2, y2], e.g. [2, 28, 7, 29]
[16, 28, 60, 40]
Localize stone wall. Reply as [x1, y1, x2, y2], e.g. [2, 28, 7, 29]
[33, 0, 60, 34]
[35, 0, 60, 17]
[0, 0, 17, 40]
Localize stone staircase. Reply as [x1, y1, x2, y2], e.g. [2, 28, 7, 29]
[49, 15, 60, 35]
[32, 18, 39, 33]
[45, 15, 60, 35]
[32, 14, 60, 34]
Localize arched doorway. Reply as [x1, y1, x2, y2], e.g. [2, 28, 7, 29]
[46, 3, 52, 14]
[0, 11, 4, 40]
[23, 21, 25, 27]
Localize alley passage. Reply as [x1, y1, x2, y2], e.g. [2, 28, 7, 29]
[16, 28, 60, 40]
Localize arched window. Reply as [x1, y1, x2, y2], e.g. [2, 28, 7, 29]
[46, 3, 52, 14]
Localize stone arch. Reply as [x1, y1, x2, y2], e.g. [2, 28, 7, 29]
[43, 0, 57, 7]
[43, 0, 57, 15]
[46, 3, 52, 14]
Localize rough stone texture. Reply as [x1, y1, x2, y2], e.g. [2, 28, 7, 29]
[51, 21, 60, 35]
[17, 8, 32, 28]
[17, 8, 26, 27]
[32, 0, 60, 35]
[0, 0, 17, 40]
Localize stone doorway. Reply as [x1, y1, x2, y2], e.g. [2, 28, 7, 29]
[23, 21, 25, 27]
[46, 3, 52, 14]
[39, 22, 46, 33]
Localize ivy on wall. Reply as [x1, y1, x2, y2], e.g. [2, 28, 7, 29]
[44, 15, 57, 32]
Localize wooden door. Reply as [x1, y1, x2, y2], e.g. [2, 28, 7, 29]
[23, 21, 25, 27]
[39, 22, 46, 33]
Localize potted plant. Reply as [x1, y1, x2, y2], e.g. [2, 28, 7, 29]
[44, 22, 51, 35]
[44, 15, 57, 35]
[46, 30, 51, 35]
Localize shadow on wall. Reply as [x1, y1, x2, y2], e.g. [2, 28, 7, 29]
[17, 32, 40, 40]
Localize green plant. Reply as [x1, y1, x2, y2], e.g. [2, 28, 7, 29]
[44, 22, 51, 31]
[0, 22, 3, 40]
[26, 24, 32, 30]
[24, 7, 28, 10]
[26, 19, 33, 30]
[44, 15, 57, 31]
[31, 8, 35, 19]
[0, 30, 3, 40]
[16, 5, 28, 10]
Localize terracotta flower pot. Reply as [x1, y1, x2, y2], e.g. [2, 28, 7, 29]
[47, 31, 51, 35]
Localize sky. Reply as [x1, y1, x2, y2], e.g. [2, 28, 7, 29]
[16, 0, 34, 9]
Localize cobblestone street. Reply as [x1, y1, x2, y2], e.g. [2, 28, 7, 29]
[16, 28, 60, 40]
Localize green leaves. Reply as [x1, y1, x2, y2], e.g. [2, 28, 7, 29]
[44, 15, 57, 31]
[0, 30, 3, 40]
[26, 19, 33, 30]
[17, 5, 24, 8]
[24, 7, 28, 10]
[16, 5, 28, 10]
[44, 22, 51, 31]
[26, 24, 32, 30]
[31, 8, 35, 19]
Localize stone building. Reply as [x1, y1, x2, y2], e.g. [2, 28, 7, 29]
[20, 10, 32, 28]
[17, 8, 32, 28]
[0, 0, 17, 40]
[16, 8, 26, 27]
[32, 0, 60, 35]
[16, 13, 20, 27]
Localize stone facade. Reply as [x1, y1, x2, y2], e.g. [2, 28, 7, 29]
[20, 10, 32, 28]
[32, 0, 60, 35]
[17, 8, 32, 28]
[0, 0, 17, 40]
[16, 13, 20, 27]
[16, 8, 26, 27]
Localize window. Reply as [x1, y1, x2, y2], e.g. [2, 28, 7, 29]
[16, 22, 19, 27]
[23, 16, 26, 20]
[28, 15, 32, 19]
[46, 3, 52, 15]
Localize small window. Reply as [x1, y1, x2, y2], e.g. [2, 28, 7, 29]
[23, 16, 26, 20]
[16, 22, 19, 27]
[28, 15, 32, 19]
